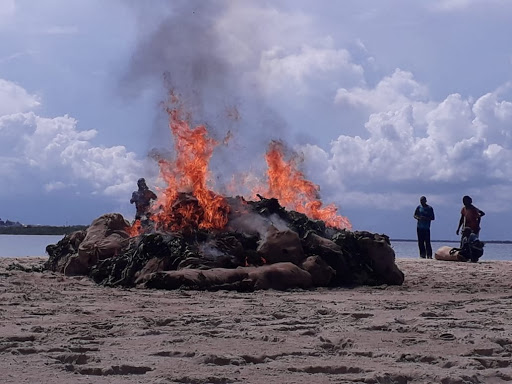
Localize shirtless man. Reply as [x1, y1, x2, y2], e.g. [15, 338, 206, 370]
[456, 195, 485, 237]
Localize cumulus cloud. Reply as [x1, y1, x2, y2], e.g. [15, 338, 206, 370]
[256, 45, 364, 95]
[0, 79, 148, 201]
[215, 3, 365, 95]
[0, 79, 40, 115]
[301, 72, 512, 213]
[335, 69, 429, 112]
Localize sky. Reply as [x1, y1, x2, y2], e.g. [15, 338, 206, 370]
[1, 0, 512, 241]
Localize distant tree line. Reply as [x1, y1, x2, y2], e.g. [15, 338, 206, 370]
[0, 225, 88, 235]
[0, 219, 23, 227]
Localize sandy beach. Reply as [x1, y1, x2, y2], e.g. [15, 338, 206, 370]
[1, 257, 511, 384]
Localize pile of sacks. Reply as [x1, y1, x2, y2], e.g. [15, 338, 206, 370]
[45, 197, 404, 291]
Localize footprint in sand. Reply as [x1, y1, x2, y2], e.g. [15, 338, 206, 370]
[438, 333, 456, 341]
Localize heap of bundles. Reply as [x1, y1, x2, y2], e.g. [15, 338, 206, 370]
[45, 196, 404, 291]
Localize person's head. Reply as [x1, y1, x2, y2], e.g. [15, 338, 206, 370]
[462, 227, 472, 236]
[420, 196, 427, 206]
[462, 195, 472, 207]
[137, 178, 147, 190]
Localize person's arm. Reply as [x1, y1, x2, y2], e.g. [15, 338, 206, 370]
[413, 206, 420, 220]
[478, 208, 485, 217]
[430, 207, 435, 221]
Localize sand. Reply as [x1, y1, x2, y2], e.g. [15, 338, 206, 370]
[1, 257, 511, 384]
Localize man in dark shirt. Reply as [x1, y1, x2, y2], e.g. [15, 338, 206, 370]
[130, 178, 157, 221]
[414, 196, 435, 259]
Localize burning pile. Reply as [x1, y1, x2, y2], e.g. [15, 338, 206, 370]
[44, 97, 404, 290]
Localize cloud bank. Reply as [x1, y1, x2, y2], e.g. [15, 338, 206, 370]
[0, 79, 147, 204]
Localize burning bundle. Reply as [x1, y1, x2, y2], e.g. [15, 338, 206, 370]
[45, 99, 404, 290]
[45, 198, 404, 291]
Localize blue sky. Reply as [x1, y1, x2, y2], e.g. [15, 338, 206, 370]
[1, 0, 512, 241]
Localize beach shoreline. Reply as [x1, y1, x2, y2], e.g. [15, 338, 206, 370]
[1, 257, 511, 383]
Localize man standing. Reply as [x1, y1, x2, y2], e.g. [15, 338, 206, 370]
[456, 195, 485, 237]
[414, 196, 435, 259]
[130, 178, 157, 221]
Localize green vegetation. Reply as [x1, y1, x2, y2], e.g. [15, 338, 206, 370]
[0, 225, 88, 235]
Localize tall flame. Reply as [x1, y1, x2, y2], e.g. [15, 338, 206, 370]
[127, 92, 351, 236]
[152, 99, 229, 232]
[264, 141, 351, 230]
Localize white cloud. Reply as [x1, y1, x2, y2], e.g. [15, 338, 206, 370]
[472, 90, 512, 146]
[301, 71, 512, 212]
[425, 93, 474, 143]
[335, 69, 429, 111]
[0, 79, 40, 115]
[214, 3, 364, 95]
[0, 81, 148, 200]
[257, 45, 364, 94]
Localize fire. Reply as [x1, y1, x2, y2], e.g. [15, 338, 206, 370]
[127, 219, 142, 237]
[152, 97, 229, 232]
[264, 141, 351, 230]
[126, 92, 351, 236]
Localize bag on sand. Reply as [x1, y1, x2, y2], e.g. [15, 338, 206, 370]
[435, 246, 466, 262]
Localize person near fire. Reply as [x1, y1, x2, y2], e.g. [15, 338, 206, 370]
[456, 195, 485, 239]
[130, 178, 157, 221]
[413, 196, 435, 259]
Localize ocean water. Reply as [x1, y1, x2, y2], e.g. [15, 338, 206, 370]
[0, 235, 63, 257]
[391, 240, 512, 261]
[1, 235, 511, 261]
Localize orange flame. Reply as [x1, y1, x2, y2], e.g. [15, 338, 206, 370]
[126, 90, 351, 235]
[126, 219, 142, 237]
[264, 141, 351, 230]
[152, 97, 229, 232]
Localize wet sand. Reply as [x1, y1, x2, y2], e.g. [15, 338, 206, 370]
[1, 257, 511, 384]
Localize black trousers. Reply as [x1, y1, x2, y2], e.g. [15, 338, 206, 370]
[417, 228, 432, 258]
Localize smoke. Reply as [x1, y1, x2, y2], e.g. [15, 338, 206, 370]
[229, 212, 289, 237]
[120, 0, 288, 190]
[198, 243, 225, 259]
[122, 2, 232, 119]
